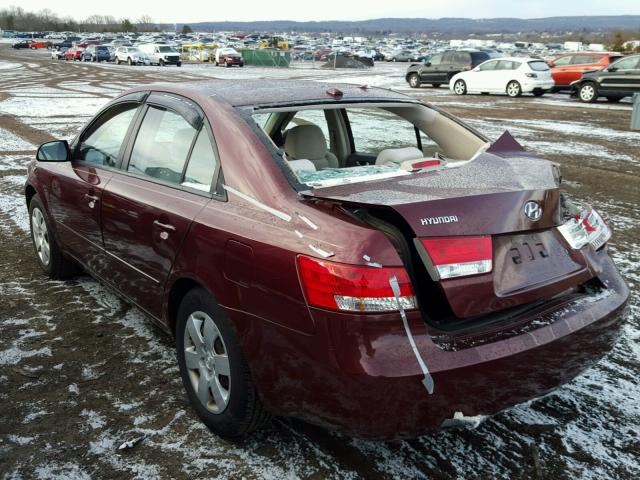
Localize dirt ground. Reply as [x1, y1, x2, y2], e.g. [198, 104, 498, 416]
[0, 45, 638, 480]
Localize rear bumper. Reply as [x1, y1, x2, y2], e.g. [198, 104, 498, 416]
[522, 80, 555, 92]
[234, 252, 628, 439]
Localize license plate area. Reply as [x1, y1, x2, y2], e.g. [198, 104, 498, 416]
[493, 230, 585, 296]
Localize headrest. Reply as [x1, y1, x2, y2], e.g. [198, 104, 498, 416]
[375, 146, 424, 166]
[288, 159, 317, 173]
[284, 125, 328, 160]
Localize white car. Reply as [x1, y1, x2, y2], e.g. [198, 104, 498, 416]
[115, 46, 150, 66]
[449, 57, 555, 97]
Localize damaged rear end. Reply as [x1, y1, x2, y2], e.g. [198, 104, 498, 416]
[296, 147, 628, 438]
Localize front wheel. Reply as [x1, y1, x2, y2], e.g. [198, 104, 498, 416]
[177, 61, 182, 67]
[453, 79, 467, 95]
[176, 288, 271, 438]
[579, 82, 598, 103]
[127, 57, 132, 66]
[408, 73, 421, 88]
[159, 58, 165, 66]
[29, 194, 78, 279]
[506, 81, 522, 97]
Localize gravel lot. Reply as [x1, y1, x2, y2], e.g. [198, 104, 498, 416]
[0, 45, 638, 480]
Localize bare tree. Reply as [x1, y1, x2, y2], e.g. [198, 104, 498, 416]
[137, 14, 156, 32]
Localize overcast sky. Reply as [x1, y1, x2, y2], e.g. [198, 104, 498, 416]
[10, 0, 640, 23]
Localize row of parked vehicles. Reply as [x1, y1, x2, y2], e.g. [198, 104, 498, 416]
[51, 43, 183, 67]
[405, 50, 640, 102]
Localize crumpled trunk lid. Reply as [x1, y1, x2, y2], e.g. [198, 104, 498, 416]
[303, 152, 595, 319]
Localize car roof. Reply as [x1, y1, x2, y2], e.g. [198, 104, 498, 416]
[155, 80, 417, 108]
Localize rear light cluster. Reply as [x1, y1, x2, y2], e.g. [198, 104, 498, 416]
[525, 72, 538, 78]
[297, 256, 417, 312]
[416, 236, 493, 280]
[557, 207, 611, 250]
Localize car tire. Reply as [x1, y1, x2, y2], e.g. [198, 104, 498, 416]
[453, 79, 467, 95]
[533, 90, 545, 97]
[408, 73, 421, 88]
[159, 59, 165, 66]
[215, 61, 219, 66]
[28, 194, 78, 280]
[177, 61, 182, 67]
[506, 81, 522, 97]
[127, 57, 132, 66]
[579, 82, 598, 103]
[606, 97, 621, 103]
[116, 59, 121, 65]
[225, 60, 231, 68]
[176, 288, 271, 439]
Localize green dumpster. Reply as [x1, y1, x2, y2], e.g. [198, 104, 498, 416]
[239, 49, 291, 67]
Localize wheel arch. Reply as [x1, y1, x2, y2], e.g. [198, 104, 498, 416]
[166, 275, 212, 337]
[25, 183, 37, 207]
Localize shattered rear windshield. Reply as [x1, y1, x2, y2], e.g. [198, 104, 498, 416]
[252, 103, 487, 189]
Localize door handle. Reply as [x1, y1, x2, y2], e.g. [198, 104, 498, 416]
[84, 194, 99, 202]
[153, 220, 176, 231]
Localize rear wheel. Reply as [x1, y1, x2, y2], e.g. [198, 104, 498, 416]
[506, 81, 522, 97]
[176, 288, 271, 438]
[408, 73, 421, 88]
[579, 82, 598, 103]
[453, 79, 467, 95]
[29, 194, 78, 279]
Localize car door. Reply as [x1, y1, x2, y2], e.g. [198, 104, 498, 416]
[100, 93, 215, 319]
[550, 55, 573, 86]
[47, 96, 144, 274]
[599, 56, 640, 97]
[419, 53, 442, 83]
[437, 51, 457, 84]
[469, 60, 499, 92]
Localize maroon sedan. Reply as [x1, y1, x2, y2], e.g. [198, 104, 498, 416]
[26, 81, 628, 439]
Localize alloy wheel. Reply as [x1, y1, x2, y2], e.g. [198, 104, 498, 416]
[507, 81, 521, 97]
[409, 74, 420, 88]
[454, 80, 466, 95]
[183, 311, 231, 414]
[580, 84, 596, 102]
[31, 208, 50, 266]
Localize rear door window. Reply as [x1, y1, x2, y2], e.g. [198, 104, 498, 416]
[76, 103, 139, 167]
[128, 106, 197, 184]
[453, 52, 469, 65]
[182, 128, 219, 193]
[442, 52, 455, 64]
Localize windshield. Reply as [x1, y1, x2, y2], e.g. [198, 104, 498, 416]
[158, 46, 176, 52]
[252, 103, 487, 189]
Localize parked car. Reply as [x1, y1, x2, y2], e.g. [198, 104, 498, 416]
[53, 40, 73, 50]
[571, 54, 640, 103]
[29, 41, 52, 50]
[50, 48, 66, 60]
[11, 41, 31, 49]
[385, 49, 419, 62]
[215, 47, 244, 67]
[115, 46, 150, 66]
[81, 45, 112, 62]
[138, 44, 182, 66]
[406, 50, 499, 88]
[63, 47, 84, 61]
[26, 80, 628, 440]
[548, 52, 624, 91]
[450, 57, 555, 97]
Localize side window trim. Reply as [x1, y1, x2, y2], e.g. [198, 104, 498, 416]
[181, 120, 225, 199]
[117, 103, 221, 200]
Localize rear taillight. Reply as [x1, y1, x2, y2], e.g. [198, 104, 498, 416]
[416, 236, 492, 280]
[557, 207, 611, 250]
[525, 72, 538, 78]
[297, 255, 417, 312]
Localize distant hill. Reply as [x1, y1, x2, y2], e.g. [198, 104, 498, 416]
[168, 16, 640, 34]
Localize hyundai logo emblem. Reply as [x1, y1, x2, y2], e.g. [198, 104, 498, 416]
[524, 201, 543, 221]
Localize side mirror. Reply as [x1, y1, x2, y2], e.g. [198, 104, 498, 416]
[424, 62, 431, 67]
[36, 140, 70, 162]
[473, 66, 480, 72]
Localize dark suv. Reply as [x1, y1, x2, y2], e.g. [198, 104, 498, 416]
[571, 54, 640, 103]
[406, 50, 498, 88]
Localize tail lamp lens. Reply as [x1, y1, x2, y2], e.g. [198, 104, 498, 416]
[418, 236, 493, 280]
[557, 207, 611, 250]
[297, 255, 417, 312]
